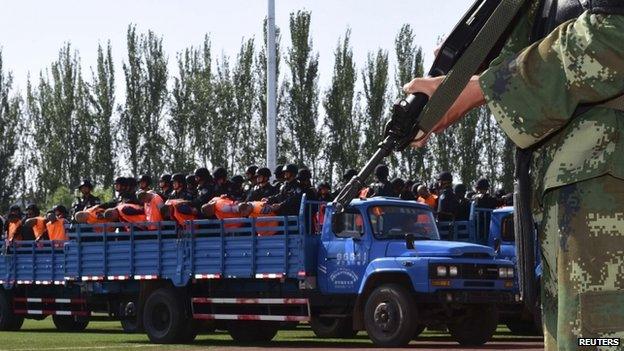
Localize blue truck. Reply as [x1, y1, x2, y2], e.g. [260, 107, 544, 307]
[0, 196, 516, 347]
[438, 205, 542, 335]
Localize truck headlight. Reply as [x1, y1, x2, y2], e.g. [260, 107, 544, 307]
[436, 266, 447, 277]
[449, 266, 458, 277]
[506, 267, 514, 278]
[498, 267, 507, 278]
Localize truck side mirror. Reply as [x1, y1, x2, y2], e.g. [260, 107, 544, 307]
[405, 233, 415, 250]
[331, 213, 345, 234]
[493, 238, 501, 255]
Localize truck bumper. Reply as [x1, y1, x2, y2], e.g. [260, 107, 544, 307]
[420, 290, 515, 304]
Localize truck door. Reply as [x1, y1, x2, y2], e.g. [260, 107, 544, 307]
[318, 209, 370, 294]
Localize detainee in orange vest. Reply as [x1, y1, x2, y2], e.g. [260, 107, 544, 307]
[5, 205, 23, 242]
[137, 191, 165, 229]
[45, 205, 69, 241]
[74, 205, 110, 232]
[24, 216, 48, 240]
[161, 199, 198, 227]
[201, 196, 249, 229]
[416, 185, 438, 210]
[244, 201, 278, 236]
[104, 203, 147, 228]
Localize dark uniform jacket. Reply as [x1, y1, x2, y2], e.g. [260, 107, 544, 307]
[437, 187, 459, 221]
[367, 180, 393, 197]
[267, 179, 303, 215]
[72, 194, 101, 213]
[246, 183, 277, 202]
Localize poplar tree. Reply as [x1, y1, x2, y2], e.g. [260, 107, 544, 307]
[0, 51, 20, 210]
[323, 29, 358, 183]
[213, 55, 236, 170]
[285, 10, 320, 170]
[233, 38, 257, 170]
[169, 48, 197, 172]
[361, 49, 389, 159]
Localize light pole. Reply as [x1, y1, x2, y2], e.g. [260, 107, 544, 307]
[266, 0, 277, 175]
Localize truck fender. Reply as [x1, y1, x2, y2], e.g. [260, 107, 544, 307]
[352, 271, 413, 331]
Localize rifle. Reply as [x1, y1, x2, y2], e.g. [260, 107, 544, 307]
[332, 0, 537, 309]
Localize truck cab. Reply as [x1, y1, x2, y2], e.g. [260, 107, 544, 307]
[313, 197, 516, 346]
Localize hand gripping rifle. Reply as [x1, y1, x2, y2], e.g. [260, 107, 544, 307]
[332, 0, 536, 307]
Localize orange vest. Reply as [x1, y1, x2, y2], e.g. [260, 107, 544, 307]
[32, 217, 47, 240]
[248, 201, 277, 236]
[164, 199, 197, 226]
[417, 195, 438, 210]
[83, 206, 110, 232]
[46, 219, 68, 241]
[7, 219, 22, 241]
[210, 197, 242, 228]
[116, 204, 147, 223]
[145, 193, 164, 223]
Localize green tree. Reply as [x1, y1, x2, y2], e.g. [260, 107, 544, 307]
[361, 49, 389, 159]
[500, 136, 515, 192]
[232, 38, 257, 170]
[323, 29, 358, 183]
[213, 55, 236, 170]
[0, 50, 21, 210]
[169, 48, 197, 172]
[120, 25, 143, 176]
[285, 10, 320, 170]
[455, 108, 482, 187]
[90, 42, 115, 188]
[394, 24, 428, 181]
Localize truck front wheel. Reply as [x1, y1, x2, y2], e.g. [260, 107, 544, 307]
[143, 288, 194, 344]
[448, 304, 498, 346]
[364, 284, 416, 347]
[310, 316, 357, 338]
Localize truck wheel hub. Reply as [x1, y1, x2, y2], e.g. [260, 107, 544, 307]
[373, 302, 397, 331]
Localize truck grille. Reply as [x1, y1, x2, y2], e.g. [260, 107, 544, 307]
[459, 264, 499, 280]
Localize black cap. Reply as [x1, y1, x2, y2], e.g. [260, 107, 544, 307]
[194, 167, 211, 180]
[172, 173, 186, 184]
[213, 167, 228, 180]
[256, 167, 271, 178]
[343, 169, 358, 182]
[317, 181, 331, 190]
[437, 171, 452, 182]
[78, 179, 94, 190]
[114, 176, 126, 185]
[231, 175, 244, 184]
[391, 177, 405, 188]
[245, 165, 258, 175]
[159, 174, 172, 183]
[125, 177, 137, 188]
[283, 164, 298, 175]
[374, 165, 389, 179]
[476, 178, 490, 190]
[297, 168, 312, 181]
[139, 174, 152, 185]
[454, 183, 467, 195]
[186, 174, 197, 186]
[9, 204, 21, 212]
[274, 164, 284, 177]
[52, 204, 68, 217]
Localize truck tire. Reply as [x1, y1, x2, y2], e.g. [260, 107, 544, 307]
[448, 304, 498, 346]
[0, 292, 24, 331]
[52, 315, 89, 332]
[364, 284, 416, 347]
[310, 316, 357, 338]
[227, 321, 278, 343]
[143, 288, 193, 344]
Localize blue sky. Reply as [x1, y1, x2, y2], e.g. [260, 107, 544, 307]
[1, 0, 468, 95]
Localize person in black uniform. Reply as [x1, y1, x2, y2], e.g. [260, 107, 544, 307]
[317, 182, 333, 202]
[367, 164, 392, 197]
[436, 171, 459, 221]
[186, 174, 198, 199]
[72, 179, 101, 214]
[266, 164, 303, 215]
[213, 167, 233, 197]
[247, 167, 277, 201]
[169, 173, 194, 201]
[158, 174, 173, 199]
[390, 178, 405, 198]
[297, 168, 317, 201]
[138, 174, 152, 192]
[193, 168, 214, 211]
[272, 164, 285, 189]
[229, 175, 246, 201]
[453, 183, 471, 221]
[243, 165, 258, 197]
[472, 178, 498, 209]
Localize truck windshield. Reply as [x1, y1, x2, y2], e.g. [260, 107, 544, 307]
[368, 206, 440, 240]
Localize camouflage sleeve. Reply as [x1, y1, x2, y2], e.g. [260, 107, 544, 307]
[479, 12, 624, 149]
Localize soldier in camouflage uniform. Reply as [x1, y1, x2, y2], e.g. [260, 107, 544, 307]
[404, 3, 624, 350]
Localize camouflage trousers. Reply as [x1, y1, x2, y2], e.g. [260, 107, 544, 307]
[539, 175, 624, 351]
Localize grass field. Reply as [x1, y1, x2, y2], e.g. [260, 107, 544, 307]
[0, 319, 543, 351]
